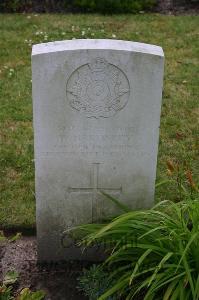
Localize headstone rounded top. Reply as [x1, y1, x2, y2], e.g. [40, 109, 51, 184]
[32, 39, 164, 57]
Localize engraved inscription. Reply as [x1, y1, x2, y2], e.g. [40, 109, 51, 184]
[66, 58, 130, 118]
[53, 126, 135, 157]
[68, 163, 122, 220]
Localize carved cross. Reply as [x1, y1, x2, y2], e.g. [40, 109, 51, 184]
[68, 163, 122, 220]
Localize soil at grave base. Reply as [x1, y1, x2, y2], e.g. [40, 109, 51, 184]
[0, 236, 146, 300]
[0, 237, 90, 300]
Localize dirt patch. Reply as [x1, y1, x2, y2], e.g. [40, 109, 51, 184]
[0, 237, 89, 300]
[0, 237, 147, 300]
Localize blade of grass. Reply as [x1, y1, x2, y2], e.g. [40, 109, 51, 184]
[100, 191, 130, 213]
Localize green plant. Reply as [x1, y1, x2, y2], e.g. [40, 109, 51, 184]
[17, 288, 45, 300]
[78, 265, 117, 300]
[0, 232, 22, 244]
[165, 159, 198, 202]
[73, 0, 157, 13]
[76, 198, 199, 299]
[0, 286, 13, 300]
[0, 271, 45, 300]
[8, 233, 22, 243]
[0, 286, 45, 300]
[0, 271, 18, 300]
[3, 271, 19, 286]
[0, 0, 22, 12]
[0, 0, 157, 13]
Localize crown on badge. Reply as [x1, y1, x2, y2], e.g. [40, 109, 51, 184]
[89, 57, 107, 72]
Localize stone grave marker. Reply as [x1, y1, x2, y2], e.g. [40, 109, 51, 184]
[32, 39, 164, 261]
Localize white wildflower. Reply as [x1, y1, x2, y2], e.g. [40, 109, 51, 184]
[112, 34, 116, 38]
[81, 30, 85, 36]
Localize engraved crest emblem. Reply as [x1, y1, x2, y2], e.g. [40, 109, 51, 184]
[66, 57, 130, 118]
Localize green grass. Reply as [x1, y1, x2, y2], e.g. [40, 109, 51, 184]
[0, 13, 198, 227]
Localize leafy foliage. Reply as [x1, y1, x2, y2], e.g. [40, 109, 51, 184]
[0, 287, 45, 300]
[0, 271, 45, 300]
[8, 233, 22, 243]
[17, 288, 45, 300]
[0, 232, 22, 244]
[77, 198, 199, 299]
[0, 271, 18, 300]
[72, 0, 157, 13]
[3, 271, 18, 286]
[164, 159, 198, 202]
[78, 265, 117, 300]
[0, 0, 157, 13]
[0, 286, 13, 300]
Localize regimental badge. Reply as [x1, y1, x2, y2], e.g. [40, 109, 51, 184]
[66, 57, 130, 118]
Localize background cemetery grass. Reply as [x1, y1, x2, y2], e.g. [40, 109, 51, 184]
[0, 13, 198, 228]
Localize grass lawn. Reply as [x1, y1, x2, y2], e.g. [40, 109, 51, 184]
[0, 13, 198, 228]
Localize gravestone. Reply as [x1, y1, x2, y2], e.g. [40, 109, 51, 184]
[32, 39, 164, 261]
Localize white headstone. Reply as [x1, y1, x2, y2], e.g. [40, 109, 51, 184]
[32, 39, 164, 261]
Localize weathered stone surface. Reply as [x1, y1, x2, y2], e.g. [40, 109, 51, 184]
[32, 39, 164, 261]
